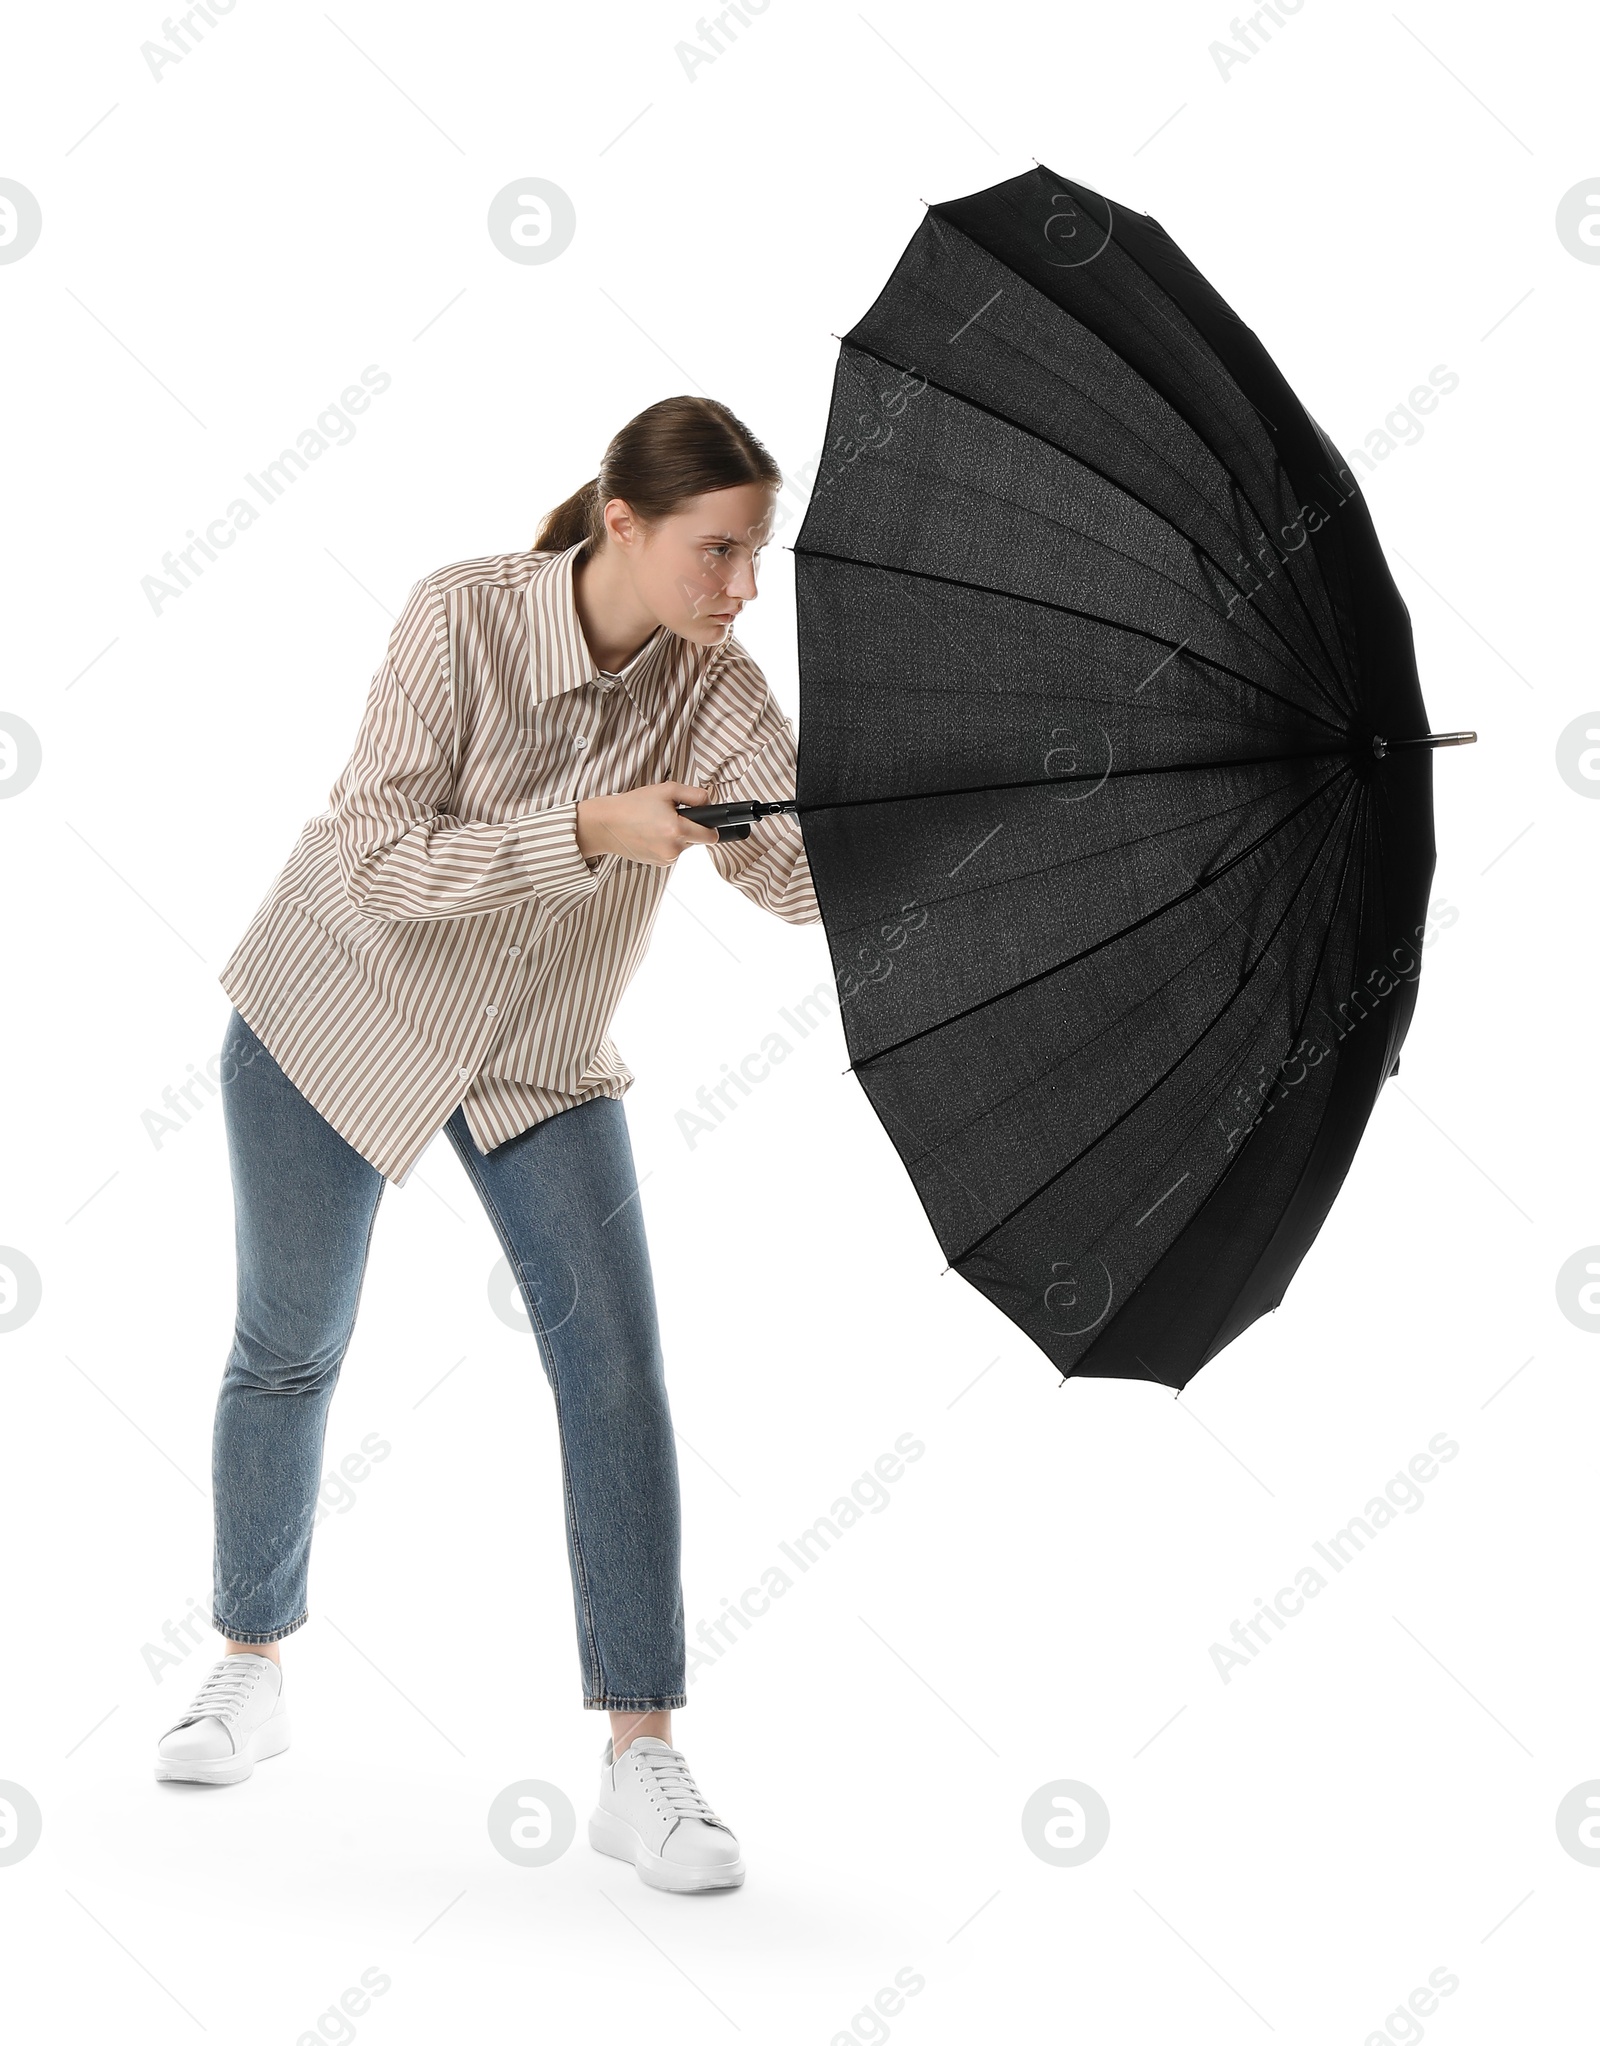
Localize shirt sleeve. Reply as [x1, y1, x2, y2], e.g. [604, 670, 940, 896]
[690, 637, 822, 925]
[330, 576, 603, 924]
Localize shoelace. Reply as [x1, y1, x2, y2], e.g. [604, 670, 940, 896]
[173, 1656, 264, 1728]
[628, 1745, 727, 1829]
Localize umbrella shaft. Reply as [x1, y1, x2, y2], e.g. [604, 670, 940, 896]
[1373, 731, 1477, 757]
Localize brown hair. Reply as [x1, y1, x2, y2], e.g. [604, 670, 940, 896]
[533, 395, 782, 560]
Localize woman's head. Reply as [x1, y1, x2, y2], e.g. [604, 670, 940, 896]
[535, 395, 782, 648]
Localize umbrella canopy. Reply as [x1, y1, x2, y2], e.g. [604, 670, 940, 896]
[788, 163, 1468, 1392]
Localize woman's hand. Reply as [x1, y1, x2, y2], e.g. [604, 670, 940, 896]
[574, 781, 722, 866]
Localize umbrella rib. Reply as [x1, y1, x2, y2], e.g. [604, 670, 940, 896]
[868, 769, 1304, 935]
[1223, 776, 1372, 1183]
[1106, 272, 1364, 705]
[849, 760, 1354, 1072]
[795, 745, 1351, 815]
[1122, 776, 1370, 1237]
[924, 197, 1360, 714]
[791, 544, 1351, 740]
[1050, 779, 1369, 1378]
[1068, 788, 1365, 1296]
[1070, 777, 1373, 1371]
[918, 774, 1361, 1160]
[945, 773, 1364, 1269]
[803, 419, 1347, 730]
[836, 333, 1348, 719]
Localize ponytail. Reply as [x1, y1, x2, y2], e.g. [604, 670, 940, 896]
[533, 477, 603, 555]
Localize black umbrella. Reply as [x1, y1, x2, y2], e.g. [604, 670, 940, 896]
[686, 164, 1473, 1392]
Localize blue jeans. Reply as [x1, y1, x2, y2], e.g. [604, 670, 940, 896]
[211, 1007, 686, 1710]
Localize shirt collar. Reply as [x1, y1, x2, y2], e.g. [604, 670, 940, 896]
[525, 540, 669, 713]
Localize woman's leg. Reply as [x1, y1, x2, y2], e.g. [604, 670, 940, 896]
[212, 1007, 387, 1648]
[445, 1095, 685, 1746]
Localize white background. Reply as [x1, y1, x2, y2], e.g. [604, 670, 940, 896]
[2, 0, 1595, 2039]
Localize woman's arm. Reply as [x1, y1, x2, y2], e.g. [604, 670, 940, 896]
[330, 578, 604, 924]
[692, 639, 822, 925]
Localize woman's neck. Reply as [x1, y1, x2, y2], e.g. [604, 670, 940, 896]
[571, 543, 662, 674]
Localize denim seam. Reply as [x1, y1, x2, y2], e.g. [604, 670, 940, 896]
[584, 1693, 688, 1711]
[446, 1132, 610, 1699]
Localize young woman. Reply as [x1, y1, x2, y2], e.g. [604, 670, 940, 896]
[153, 395, 821, 1895]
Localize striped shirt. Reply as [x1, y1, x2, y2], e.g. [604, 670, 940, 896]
[218, 540, 820, 1185]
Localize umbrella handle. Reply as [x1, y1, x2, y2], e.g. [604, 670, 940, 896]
[676, 798, 798, 842]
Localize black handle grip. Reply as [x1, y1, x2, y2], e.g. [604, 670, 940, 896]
[676, 801, 743, 825]
[677, 800, 757, 842]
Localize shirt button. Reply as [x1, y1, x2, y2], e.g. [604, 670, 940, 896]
[484, 1004, 497, 1017]
[457, 1065, 469, 1078]
[573, 736, 587, 750]
[507, 945, 521, 957]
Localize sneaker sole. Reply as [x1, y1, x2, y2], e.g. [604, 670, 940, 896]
[153, 1712, 291, 1786]
[588, 1809, 745, 1892]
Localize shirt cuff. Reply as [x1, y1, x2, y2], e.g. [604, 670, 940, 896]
[504, 801, 603, 907]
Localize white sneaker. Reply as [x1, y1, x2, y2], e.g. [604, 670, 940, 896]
[154, 1653, 290, 1785]
[588, 1735, 745, 1892]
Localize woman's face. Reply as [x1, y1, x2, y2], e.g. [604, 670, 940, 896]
[610, 482, 777, 647]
